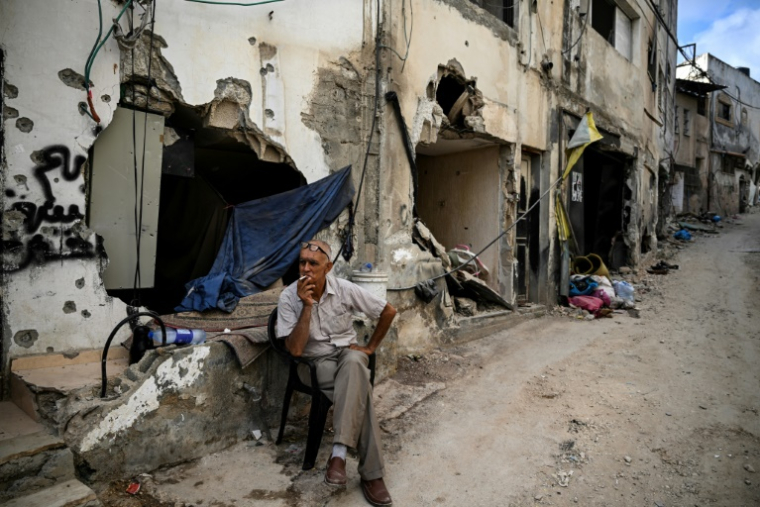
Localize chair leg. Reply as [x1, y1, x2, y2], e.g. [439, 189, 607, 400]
[369, 353, 376, 386]
[276, 371, 297, 445]
[302, 391, 332, 471]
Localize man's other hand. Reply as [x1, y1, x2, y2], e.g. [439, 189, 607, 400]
[349, 344, 373, 355]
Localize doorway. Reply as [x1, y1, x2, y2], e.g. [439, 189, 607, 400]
[516, 151, 541, 302]
[739, 176, 748, 213]
[567, 146, 628, 268]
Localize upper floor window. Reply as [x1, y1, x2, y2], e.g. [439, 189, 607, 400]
[591, 0, 616, 43]
[716, 94, 733, 126]
[658, 0, 670, 24]
[647, 37, 657, 86]
[591, 0, 637, 62]
[719, 103, 731, 120]
[658, 68, 665, 111]
[683, 109, 691, 136]
[469, 0, 516, 29]
[722, 154, 742, 174]
[697, 96, 707, 116]
[674, 106, 680, 135]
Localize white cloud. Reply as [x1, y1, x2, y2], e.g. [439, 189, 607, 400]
[678, 0, 730, 23]
[693, 7, 760, 77]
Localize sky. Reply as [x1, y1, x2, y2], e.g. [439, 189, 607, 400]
[677, 0, 760, 76]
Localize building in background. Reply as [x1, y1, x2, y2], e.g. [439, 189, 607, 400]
[671, 77, 724, 214]
[677, 53, 760, 215]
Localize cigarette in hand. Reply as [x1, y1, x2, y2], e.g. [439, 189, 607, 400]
[299, 275, 308, 281]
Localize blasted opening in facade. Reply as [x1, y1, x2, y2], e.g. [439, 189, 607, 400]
[89, 104, 304, 314]
[415, 143, 502, 291]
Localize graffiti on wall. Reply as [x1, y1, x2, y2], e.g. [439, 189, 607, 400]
[3, 145, 101, 272]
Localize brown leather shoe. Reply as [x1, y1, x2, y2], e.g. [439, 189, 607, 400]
[360, 478, 392, 506]
[324, 456, 347, 487]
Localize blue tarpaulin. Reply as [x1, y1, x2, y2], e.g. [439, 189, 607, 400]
[176, 166, 355, 313]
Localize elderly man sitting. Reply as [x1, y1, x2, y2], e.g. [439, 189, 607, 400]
[276, 239, 397, 507]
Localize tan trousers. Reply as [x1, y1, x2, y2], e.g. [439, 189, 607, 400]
[300, 348, 384, 480]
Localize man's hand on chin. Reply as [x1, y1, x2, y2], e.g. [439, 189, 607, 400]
[348, 344, 373, 355]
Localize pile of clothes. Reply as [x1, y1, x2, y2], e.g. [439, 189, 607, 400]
[568, 275, 636, 318]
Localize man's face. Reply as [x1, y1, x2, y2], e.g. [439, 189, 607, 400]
[299, 247, 332, 285]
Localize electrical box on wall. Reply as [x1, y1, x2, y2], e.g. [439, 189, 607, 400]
[89, 107, 165, 290]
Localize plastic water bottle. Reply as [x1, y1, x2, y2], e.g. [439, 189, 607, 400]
[359, 262, 373, 273]
[149, 328, 207, 346]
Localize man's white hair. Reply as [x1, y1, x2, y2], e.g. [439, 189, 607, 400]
[309, 239, 332, 259]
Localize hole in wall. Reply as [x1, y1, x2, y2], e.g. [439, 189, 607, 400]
[436, 75, 466, 118]
[90, 103, 305, 314]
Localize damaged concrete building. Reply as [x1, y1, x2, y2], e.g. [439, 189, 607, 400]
[0, 0, 679, 498]
[676, 53, 760, 215]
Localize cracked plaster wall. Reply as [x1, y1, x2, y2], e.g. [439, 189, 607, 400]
[58, 343, 285, 481]
[0, 0, 373, 384]
[380, 0, 674, 311]
[1, 0, 129, 381]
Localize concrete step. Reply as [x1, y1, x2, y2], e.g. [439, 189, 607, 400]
[0, 402, 44, 443]
[3, 479, 100, 507]
[445, 305, 546, 344]
[11, 347, 130, 423]
[0, 430, 76, 501]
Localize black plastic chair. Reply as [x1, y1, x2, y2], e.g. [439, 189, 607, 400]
[267, 307, 375, 470]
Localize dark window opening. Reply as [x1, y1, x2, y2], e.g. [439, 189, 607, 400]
[722, 154, 742, 174]
[647, 39, 657, 86]
[658, 69, 665, 111]
[591, 0, 616, 43]
[718, 101, 732, 121]
[106, 104, 305, 314]
[515, 153, 541, 303]
[684, 164, 701, 192]
[697, 96, 707, 116]
[567, 145, 628, 269]
[469, 0, 516, 28]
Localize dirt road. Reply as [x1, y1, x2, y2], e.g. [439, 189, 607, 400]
[316, 212, 760, 507]
[130, 213, 760, 507]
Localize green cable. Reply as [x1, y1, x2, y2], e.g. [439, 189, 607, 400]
[184, 0, 283, 5]
[85, 0, 134, 86]
[84, 0, 103, 91]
